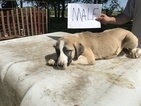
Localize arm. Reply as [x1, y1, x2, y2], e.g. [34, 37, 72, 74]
[96, 13, 132, 25]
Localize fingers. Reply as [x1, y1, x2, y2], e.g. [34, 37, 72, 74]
[95, 17, 103, 21]
[96, 14, 106, 21]
[100, 13, 107, 17]
[95, 13, 109, 24]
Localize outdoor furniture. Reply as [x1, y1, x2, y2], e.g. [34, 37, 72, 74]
[0, 32, 141, 106]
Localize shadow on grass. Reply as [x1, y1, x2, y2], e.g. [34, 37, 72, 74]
[48, 17, 132, 33]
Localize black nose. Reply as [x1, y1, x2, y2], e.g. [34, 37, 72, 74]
[57, 64, 64, 68]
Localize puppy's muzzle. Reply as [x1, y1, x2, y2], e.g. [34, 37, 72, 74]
[56, 58, 68, 69]
[57, 63, 65, 69]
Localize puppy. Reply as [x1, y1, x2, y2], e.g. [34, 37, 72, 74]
[47, 28, 141, 69]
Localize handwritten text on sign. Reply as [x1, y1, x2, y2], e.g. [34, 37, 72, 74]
[68, 4, 102, 29]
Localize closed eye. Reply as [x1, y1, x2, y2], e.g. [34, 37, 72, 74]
[63, 47, 72, 55]
[64, 50, 72, 54]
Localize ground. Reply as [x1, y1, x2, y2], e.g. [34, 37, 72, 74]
[48, 17, 132, 33]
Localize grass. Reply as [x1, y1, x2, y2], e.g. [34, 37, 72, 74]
[48, 9, 132, 33]
[48, 17, 132, 33]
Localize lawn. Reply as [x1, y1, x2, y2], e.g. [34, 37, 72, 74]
[48, 17, 132, 33]
[48, 9, 132, 33]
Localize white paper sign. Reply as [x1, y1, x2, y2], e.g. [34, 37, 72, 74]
[68, 3, 102, 29]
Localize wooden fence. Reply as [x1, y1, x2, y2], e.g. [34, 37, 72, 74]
[0, 7, 48, 40]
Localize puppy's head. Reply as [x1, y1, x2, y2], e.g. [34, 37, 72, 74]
[54, 38, 84, 69]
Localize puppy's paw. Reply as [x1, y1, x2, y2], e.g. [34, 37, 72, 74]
[47, 59, 56, 66]
[128, 48, 141, 58]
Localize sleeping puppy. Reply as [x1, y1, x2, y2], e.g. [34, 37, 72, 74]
[47, 28, 141, 69]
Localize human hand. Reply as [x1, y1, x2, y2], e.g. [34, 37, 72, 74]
[96, 14, 113, 24]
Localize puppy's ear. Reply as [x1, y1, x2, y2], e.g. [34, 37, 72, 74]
[73, 42, 84, 60]
[53, 38, 62, 48]
[53, 44, 56, 48]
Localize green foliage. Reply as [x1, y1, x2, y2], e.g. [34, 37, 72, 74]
[81, 0, 108, 3]
[1, 0, 18, 9]
[0, 0, 123, 18]
[22, 0, 110, 19]
[104, 0, 123, 16]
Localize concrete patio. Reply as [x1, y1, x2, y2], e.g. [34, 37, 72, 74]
[0, 32, 141, 106]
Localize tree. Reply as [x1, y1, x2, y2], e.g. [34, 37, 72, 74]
[1, 0, 18, 9]
[20, 0, 23, 8]
[23, 0, 116, 19]
[81, 0, 108, 3]
[104, 0, 122, 16]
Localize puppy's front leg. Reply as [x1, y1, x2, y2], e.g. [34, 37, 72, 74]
[71, 55, 89, 65]
[83, 49, 95, 65]
[47, 59, 56, 66]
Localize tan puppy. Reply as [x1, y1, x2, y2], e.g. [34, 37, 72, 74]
[47, 28, 141, 69]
